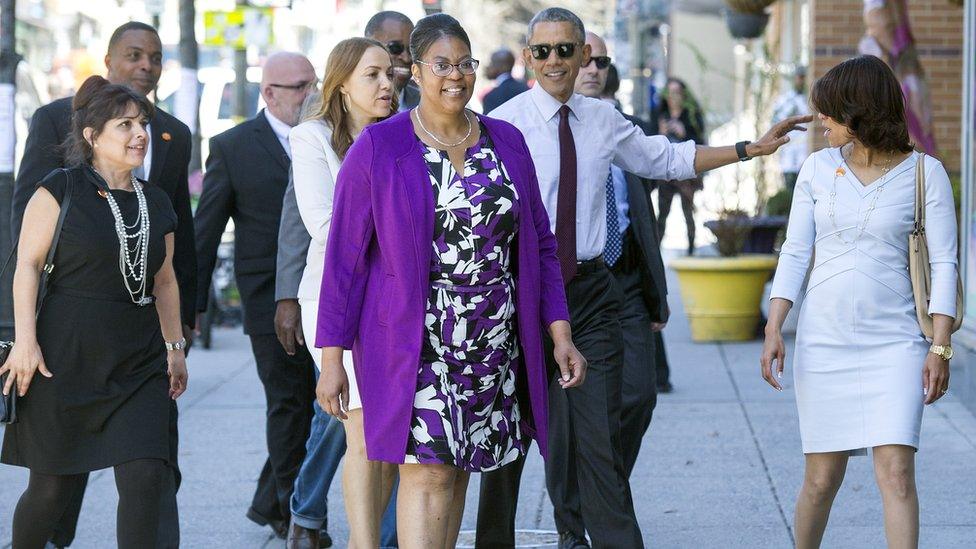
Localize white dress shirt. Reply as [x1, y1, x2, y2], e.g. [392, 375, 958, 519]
[265, 109, 293, 158]
[490, 84, 697, 260]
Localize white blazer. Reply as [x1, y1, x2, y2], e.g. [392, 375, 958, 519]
[290, 119, 343, 303]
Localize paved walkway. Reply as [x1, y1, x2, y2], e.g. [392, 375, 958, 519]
[1, 254, 975, 547]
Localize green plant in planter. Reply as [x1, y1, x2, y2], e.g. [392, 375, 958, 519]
[708, 208, 752, 256]
[765, 187, 793, 216]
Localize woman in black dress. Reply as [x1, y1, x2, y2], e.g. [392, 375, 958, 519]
[655, 77, 707, 255]
[1, 76, 188, 548]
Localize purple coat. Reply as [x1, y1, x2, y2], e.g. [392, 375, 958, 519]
[315, 111, 569, 463]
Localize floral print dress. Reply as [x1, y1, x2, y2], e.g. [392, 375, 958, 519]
[404, 126, 529, 472]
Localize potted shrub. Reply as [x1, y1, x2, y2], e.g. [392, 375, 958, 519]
[670, 209, 779, 341]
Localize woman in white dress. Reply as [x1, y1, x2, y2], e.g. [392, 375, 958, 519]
[761, 55, 957, 549]
[292, 38, 398, 547]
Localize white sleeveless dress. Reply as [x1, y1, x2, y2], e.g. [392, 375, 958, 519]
[769, 148, 958, 454]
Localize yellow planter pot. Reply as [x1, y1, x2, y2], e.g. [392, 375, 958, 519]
[669, 255, 779, 342]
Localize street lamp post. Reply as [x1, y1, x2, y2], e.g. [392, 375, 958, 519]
[0, 0, 19, 339]
[233, 0, 249, 121]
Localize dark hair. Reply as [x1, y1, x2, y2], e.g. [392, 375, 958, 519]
[528, 8, 585, 43]
[107, 21, 158, 52]
[659, 77, 704, 135]
[364, 11, 412, 38]
[811, 55, 913, 153]
[65, 75, 155, 166]
[603, 63, 620, 97]
[409, 13, 471, 62]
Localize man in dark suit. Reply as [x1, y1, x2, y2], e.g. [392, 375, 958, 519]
[482, 49, 529, 114]
[194, 51, 319, 540]
[9, 21, 194, 549]
[364, 11, 419, 111]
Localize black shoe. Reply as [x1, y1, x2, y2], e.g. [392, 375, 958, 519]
[657, 381, 674, 394]
[318, 529, 333, 548]
[558, 532, 590, 549]
[246, 507, 289, 539]
[286, 522, 320, 549]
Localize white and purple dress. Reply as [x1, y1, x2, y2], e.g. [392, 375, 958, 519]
[404, 127, 529, 472]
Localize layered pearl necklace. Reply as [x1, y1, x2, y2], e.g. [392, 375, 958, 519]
[91, 167, 153, 306]
[826, 146, 893, 245]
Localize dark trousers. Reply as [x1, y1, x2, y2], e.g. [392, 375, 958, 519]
[248, 334, 317, 523]
[657, 181, 696, 252]
[50, 400, 182, 548]
[476, 264, 643, 549]
[654, 331, 670, 387]
[611, 262, 658, 477]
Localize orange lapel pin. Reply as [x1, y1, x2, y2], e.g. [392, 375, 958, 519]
[161, 132, 172, 142]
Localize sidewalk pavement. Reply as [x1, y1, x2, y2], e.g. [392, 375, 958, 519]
[1, 252, 975, 548]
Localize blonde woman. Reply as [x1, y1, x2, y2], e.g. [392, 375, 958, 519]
[290, 38, 398, 548]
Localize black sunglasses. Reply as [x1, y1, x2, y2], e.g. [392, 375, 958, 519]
[528, 42, 580, 61]
[584, 56, 612, 70]
[385, 41, 406, 55]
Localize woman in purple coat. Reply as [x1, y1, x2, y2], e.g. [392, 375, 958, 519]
[315, 14, 586, 548]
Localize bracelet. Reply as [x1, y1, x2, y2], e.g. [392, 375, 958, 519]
[165, 338, 187, 351]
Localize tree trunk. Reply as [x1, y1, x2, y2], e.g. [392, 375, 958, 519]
[177, 0, 202, 172]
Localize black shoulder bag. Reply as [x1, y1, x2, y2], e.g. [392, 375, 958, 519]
[0, 169, 75, 424]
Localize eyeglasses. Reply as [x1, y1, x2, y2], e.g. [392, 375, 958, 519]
[584, 56, 612, 70]
[528, 42, 581, 61]
[385, 41, 406, 56]
[416, 59, 480, 77]
[269, 79, 319, 91]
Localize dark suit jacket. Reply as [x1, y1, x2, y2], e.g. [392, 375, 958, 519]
[194, 110, 290, 335]
[400, 81, 421, 111]
[482, 75, 530, 114]
[12, 96, 198, 326]
[620, 113, 669, 323]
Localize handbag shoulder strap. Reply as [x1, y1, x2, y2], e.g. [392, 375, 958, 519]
[35, 169, 75, 310]
[0, 169, 74, 281]
[914, 152, 926, 233]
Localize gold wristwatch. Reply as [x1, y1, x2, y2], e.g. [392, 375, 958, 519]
[929, 344, 953, 361]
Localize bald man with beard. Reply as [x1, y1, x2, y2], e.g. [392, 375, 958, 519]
[194, 52, 321, 539]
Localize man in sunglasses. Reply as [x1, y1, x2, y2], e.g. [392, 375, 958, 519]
[478, 8, 811, 549]
[364, 10, 420, 111]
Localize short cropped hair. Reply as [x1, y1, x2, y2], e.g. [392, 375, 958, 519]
[107, 21, 159, 52]
[527, 8, 585, 43]
[364, 11, 413, 38]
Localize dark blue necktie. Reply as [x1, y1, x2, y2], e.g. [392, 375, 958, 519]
[605, 169, 622, 267]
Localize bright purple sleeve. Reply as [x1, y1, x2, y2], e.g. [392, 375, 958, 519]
[315, 130, 375, 349]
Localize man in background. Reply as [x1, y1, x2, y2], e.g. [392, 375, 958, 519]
[482, 48, 529, 114]
[194, 52, 319, 540]
[364, 11, 419, 111]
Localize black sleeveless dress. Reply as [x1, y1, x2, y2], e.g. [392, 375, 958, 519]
[1, 167, 177, 474]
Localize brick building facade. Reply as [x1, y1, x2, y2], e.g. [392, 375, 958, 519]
[807, 0, 965, 172]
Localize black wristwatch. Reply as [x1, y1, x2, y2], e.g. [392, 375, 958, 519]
[735, 140, 753, 162]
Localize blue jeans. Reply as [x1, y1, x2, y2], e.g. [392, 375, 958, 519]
[290, 371, 399, 547]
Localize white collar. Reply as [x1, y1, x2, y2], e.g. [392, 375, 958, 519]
[264, 110, 293, 142]
[529, 83, 583, 122]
